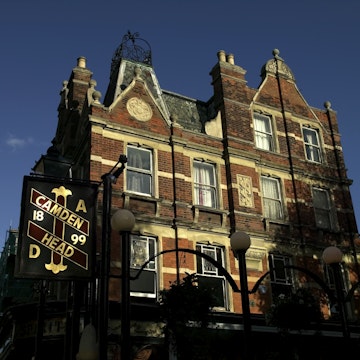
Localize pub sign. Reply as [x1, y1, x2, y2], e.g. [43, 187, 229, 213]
[15, 176, 98, 280]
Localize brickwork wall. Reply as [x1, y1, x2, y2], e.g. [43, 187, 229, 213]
[58, 52, 359, 319]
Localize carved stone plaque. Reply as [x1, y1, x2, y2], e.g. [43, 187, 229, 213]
[126, 97, 152, 121]
[238, 174, 254, 208]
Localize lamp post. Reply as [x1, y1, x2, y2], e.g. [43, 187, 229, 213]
[322, 246, 350, 339]
[98, 154, 127, 360]
[111, 209, 136, 360]
[230, 231, 252, 360]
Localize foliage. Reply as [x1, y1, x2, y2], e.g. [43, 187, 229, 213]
[159, 273, 219, 359]
[160, 273, 216, 327]
[266, 288, 324, 332]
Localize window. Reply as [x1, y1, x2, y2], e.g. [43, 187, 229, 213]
[196, 244, 227, 308]
[313, 188, 334, 230]
[253, 113, 274, 151]
[269, 254, 293, 298]
[323, 263, 347, 292]
[261, 176, 283, 220]
[303, 127, 321, 163]
[130, 235, 157, 298]
[323, 263, 348, 316]
[126, 146, 153, 195]
[193, 161, 217, 207]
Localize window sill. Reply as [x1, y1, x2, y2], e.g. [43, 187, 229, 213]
[123, 192, 161, 217]
[192, 205, 229, 228]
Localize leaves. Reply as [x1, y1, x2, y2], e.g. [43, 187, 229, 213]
[159, 273, 218, 359]
[159, 273, 216, 328]
[266, 288, 323, 331]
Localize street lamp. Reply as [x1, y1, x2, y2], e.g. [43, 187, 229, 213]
[230, 231, 252, 360]
[111, 209, 136, 360]
[322, 246, 350, 339]
[98, 154, 127, 360]
[32, 138, 72, 178]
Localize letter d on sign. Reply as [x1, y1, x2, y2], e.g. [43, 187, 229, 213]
[29, 244, 41, 258]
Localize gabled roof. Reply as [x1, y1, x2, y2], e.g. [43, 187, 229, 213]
[103, 57, 214, 133]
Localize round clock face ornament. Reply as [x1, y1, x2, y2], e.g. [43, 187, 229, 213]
[126, 97, 153, 121]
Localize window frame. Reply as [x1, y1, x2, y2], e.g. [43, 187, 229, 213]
[303, 127, 322, 163]
[129, 235, 157, 298]
[323, 262, 349, 316]
[269, 254, 293, 285]
[193, 160, 217, 208]
[126, 145, 153, 196]
[313, 187, 334, 230]
[253, 113, 275, 151]
[196, 243, 228, 309]
[269, 253, 293, 299]
[261, 176, 284, 220]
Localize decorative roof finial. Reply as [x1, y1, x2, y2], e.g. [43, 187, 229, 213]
[110, 31, 152, 76]
[324, 101, 332, 110]
[272, 49, 283, 61]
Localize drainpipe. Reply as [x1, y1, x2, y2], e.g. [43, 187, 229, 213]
[274, 51, 305, 248]
[324, 101, 360, 278]
[170, 115, 181, 283]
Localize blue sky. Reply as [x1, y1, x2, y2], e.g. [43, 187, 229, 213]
[0, 0, 359, 248]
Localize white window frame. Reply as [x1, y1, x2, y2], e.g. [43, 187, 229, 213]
[303, 127, 322, 163]
[126, 145, 153, 196]
[253, 113, 274, 151]
[313, 188, 334, 230]
[196, 243, 228, 309]
[130, 235, 157, 298]
[261, 176, 283, 220]
[323, 262, 349, 316]
[193, 161, 217, 208]
[268, 254, 293, 300]
[269, 254, 293, 285]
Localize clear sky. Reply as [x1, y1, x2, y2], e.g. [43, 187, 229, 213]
[0, 0, 359, 248]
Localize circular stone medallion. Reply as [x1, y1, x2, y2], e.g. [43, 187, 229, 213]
[126, 97, 152, 121]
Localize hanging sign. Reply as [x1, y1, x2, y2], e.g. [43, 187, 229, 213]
[15, 176, 98, 279]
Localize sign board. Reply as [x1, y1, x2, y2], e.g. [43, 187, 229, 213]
[15, 176, 98, 280]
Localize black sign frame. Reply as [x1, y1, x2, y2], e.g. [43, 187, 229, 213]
[15, 176, 98, 280]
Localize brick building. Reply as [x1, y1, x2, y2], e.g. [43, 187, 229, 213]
[2, 33, 360, 359]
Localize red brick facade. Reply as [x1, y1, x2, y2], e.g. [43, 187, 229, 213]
[54, 45, 360, 357]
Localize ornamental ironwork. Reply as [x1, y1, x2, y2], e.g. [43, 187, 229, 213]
[110, 31, 152, 75]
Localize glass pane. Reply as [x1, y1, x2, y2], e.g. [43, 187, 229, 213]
[264, 199, 282, 219]
[255, 133, 272, 150]
[127, 171, 151, 194]
[313, 189, 331, 228]
[202, 248, 217, 275]
[271, 256, 292, 285]
[131, 238, 149, 268]
[254, 114, 273, 150]
[306, 146, 321, 162]
[128, 147, 151, 170]
[303, 128, 321, 162]
[130, 269, 156, 297]
[316, 209, 331, 228]
[313, 189, 327, 207]
[194, 162, 215, 185]
[197, 276, 226, 308]
[303, 128, 318, 145]
[195, 186, 216, 207]
[194, 162, 217, 207]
